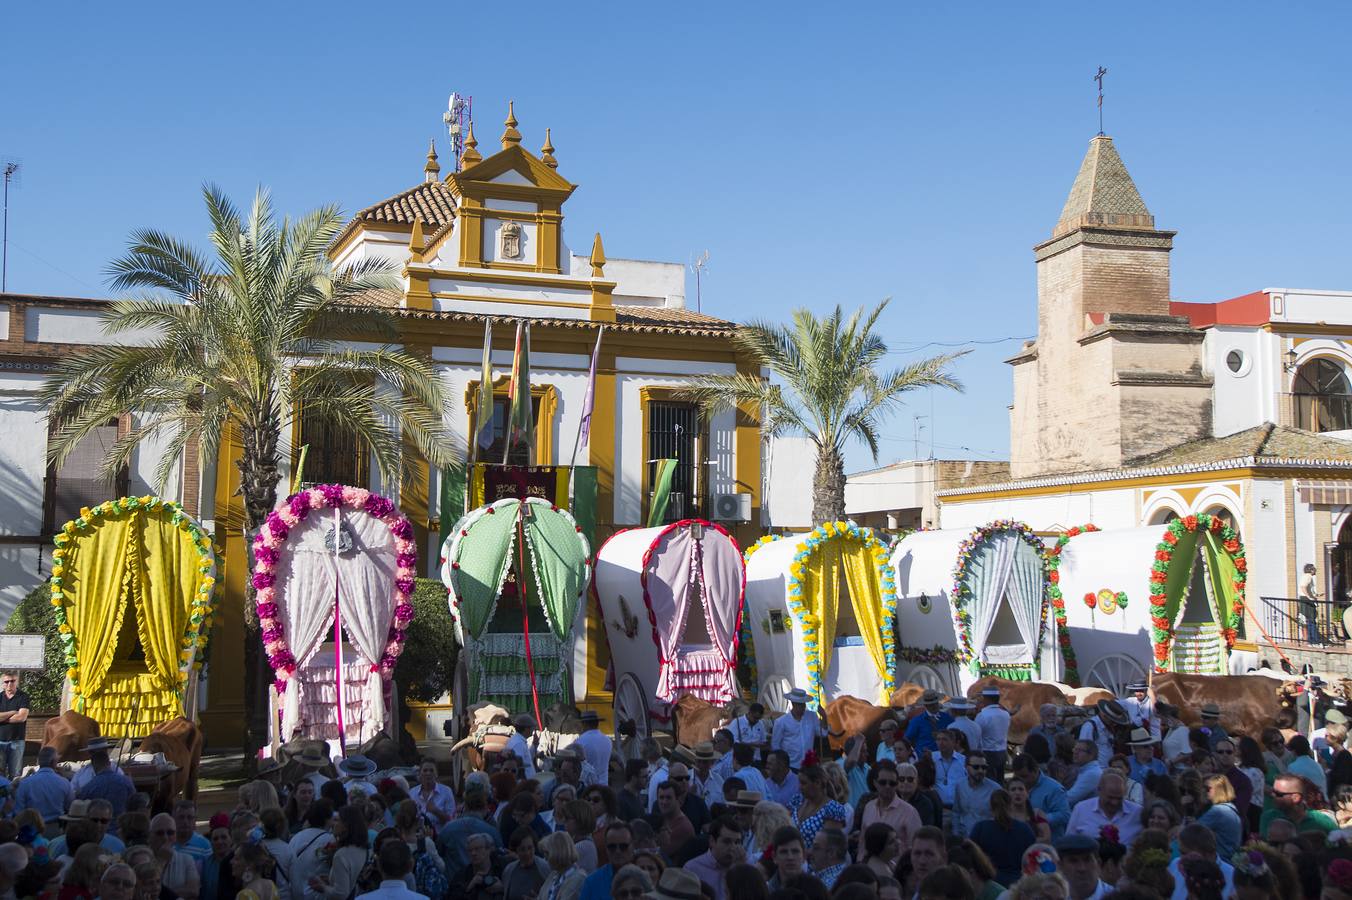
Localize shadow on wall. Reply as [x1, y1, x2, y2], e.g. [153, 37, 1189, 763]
[0, 449, 52, 627]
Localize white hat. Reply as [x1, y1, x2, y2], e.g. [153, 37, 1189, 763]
[785, 688, 810, 705]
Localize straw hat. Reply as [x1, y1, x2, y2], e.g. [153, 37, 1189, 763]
[82, 738, 113, 754]
[1126, 728, 1158, 747]
[59, 800, 92, 822]
[646, 868, 704, 900]
[729, 790, 763, 809]
[1096, 699, 1130, 726]
[693, 741, 718, 762]
[921, 689, 943, 706]
[293, 745, 331, 768]
[1201, 703, 1222, 719]
[785, 688, 810, 705]
[338, 755, 377, 778]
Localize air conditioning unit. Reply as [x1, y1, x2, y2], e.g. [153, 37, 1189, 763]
[711, 492, 752, 522]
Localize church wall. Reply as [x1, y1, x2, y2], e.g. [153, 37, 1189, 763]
[1009, 357, 1039, 479]
[1117, 383, 1212, 462]
[1077, 243, 1171, 318]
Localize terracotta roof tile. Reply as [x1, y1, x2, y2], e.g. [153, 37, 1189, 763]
[354, 181, 457, 228]
[389, 305, 737, 338]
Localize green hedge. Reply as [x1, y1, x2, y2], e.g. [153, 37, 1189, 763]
[394, 577, 457, 704]
[4, 584, 64, 712]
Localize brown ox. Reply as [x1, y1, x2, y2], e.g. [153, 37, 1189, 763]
[965, 678, 1069, 745]
[1062, 687, 1115, 707]
[41, 710, 101, 762]
[1151, 673, 1283, 739]
[823, 695, 895, 753]
[889, 684, 939, 709]
[140, 717, 204, 810]
[672, 695, 738, 748]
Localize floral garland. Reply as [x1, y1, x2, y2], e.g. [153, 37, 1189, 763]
[785, 521, 897, 708]
[949, 520, 1048, 676]
[1044, 524, 1096, 687]
[898, 645, 961, 666]
[253, 485, 416, 689]
[1083, 590, 1129, 610]
[49, 496, 219, 707]
[1148, 514, 1247, 670]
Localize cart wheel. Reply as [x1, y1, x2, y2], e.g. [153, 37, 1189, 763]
[613, 672, 650, 739]
[1084, 653, 1147, 697]
[759, 674, 793, 714]
[449, 656, 469, 789]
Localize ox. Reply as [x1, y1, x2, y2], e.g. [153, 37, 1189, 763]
[671, 695, 749, 748]
[965, 677, 1069, 745]
[41, 710, 101, 762]
[823, 695, 895, 753]
[889, 684, 937, 710]
[1061, 687, 1115, 708]
[140, 717, 204, 810]
[1152, 672, 1283, 739]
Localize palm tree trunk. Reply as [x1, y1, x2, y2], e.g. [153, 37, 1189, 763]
[236, 414, 281, 763]
[812, 445, 847, 524]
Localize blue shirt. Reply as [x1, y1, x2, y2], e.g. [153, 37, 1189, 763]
[77, 768, 136, 816]
[47, 832, 125, 859]
[904, 712, 954, 755]
[15, 767, 72, 823]
[436, 815, 501, 879]
[1127, 756, 1167, 786]
[1027, 773, 1071, 840]
[766, 771, 800, 807]
[1066, 761, 1103, 807]
[177, 833, 212, 868]
[952, 777, 1001, 838]
[579, 863, 617, 900]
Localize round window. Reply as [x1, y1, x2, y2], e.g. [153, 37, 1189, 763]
[1226, 350, 1245, 373]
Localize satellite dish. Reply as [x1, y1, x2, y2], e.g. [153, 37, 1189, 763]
[448, 92, 461, 112]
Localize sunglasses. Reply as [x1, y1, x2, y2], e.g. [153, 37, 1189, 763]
[670, 775, 689, 781]
[969, 766, 987, 771]
[876, 779, 898, 786]
[898, 776, 917, 782]
[607, 842, 631, 852]
[89, 817, 111, 825]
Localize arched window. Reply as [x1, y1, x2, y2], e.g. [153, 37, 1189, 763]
[1148, 508, 1180, 526]
[1293, 359, 1352, 432]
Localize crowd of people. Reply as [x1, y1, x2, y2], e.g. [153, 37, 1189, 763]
[3, 675, 1352, 899]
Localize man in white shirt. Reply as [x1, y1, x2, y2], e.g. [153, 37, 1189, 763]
[1066, 771, 1142, 848]
[643, 738, 670, 812]
[1079, 701, 1128, 766]
[771, 689, 827, 769]
[289, 800, 336, 900]
[974, 687, 1012, 780]
[945, 699, 982, 758]
[1119, 679, 1160, 742]
[1157, 703, 1192, 763]
[929, 728, 967, 808]
[505, 714, 539, 778]
[728, 703, 770, 761]
[691, 742, 724, 803]
[711, 729, 735, 781]
[572, 711, 613, 782]
[355, 840, 428, 900]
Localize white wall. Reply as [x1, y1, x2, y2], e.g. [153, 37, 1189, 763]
[764, 435, 815, 529]
[846, 462, 933, 519]
[605, 258, 686, 309]
[939, 487, 1138, 532]
[1206, 327, 1271, 437]
[1273, 289, 1352, 327]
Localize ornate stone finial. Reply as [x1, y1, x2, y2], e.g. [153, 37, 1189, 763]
[408, 217, 425, 260]
[501, 100, 522, 149]
[589, 232, 606, 277]
[541, 128, 557, 168]
[461, 121, 482, 168]
[424, 139, 441, 182]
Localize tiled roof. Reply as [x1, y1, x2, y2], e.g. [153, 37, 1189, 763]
[938, 423, 1352, 498]
[1053, 135, 1155, 237]
[391, 305, 737, 337]
[1127, 423, 1352, 467]
[355, 181, 457, 228]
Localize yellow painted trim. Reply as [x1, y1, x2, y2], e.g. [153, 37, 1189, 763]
[463, 375, 559, 466]
[479, 207, 543, 222]
[1266, 324, 1352, 337]
[405, 272, 434, 311]
[409, 263, 615, 294]
[734, 360, 762, 525]
[1175, 486, 1205, 506]
[590, 352, 617, 526]
[943, 468, 1269, 504]
[431, 292, 594, 311]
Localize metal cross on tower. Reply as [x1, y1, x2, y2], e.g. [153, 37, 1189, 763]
[1094, 66, 1108, 135]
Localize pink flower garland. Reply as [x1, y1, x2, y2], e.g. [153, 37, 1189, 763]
[252, 485, 417, 690]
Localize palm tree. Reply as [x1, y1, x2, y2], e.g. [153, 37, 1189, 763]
[683, 300, 965, 524]
[39, 186, 453, 753]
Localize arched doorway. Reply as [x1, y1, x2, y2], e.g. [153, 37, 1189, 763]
[1293, 358, 1352, 432]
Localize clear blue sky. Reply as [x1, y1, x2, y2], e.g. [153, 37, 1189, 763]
[4, 3, 1350, 471]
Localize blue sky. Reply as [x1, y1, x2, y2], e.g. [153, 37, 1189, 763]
[4, 3, 1351, 471]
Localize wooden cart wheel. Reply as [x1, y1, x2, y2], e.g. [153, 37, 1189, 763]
[613, 672, 650, 739]
[1084, 653, 1147, 697]
[759, 674, 793, 714]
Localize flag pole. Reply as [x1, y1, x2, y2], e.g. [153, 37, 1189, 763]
[569, 325, 604, 470]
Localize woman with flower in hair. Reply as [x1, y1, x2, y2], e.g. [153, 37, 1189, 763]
[1178, 854, 1225, 900]
[1230, 848, 1276, 900]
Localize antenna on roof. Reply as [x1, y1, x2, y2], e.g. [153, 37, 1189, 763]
[2, 159, 20, 293]
[690, 250, 709, 313]
[443, 93, 474, 172]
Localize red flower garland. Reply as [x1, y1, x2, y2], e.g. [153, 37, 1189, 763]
[1147, 513, 1247, 671]
[1045, 524, 1098, 687]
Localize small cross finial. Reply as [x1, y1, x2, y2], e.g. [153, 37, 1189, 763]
[501, 100, 522, 149]
[461, 121, 482, 168]
[424, 138, 441, 182]
[1094, 66, 1108, 136]
[541, 128, 557, 168]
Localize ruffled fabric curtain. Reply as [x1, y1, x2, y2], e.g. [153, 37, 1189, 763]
[278, 507, 398, 741]
[648, 528, 698, 701]
[66, 517, 135, 700]
[136, 514, 197, 692]
[523, 503, 587, 641]
[839, 543, 892, 704]
[276, 516, 338, 742]
[699, 531, 743, 664]
[1002, 539, 1046, 664]
[801, 542, 844, 705]
[969, 535, 1019, 658]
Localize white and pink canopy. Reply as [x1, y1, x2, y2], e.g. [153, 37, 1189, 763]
[254, 485, 416, 747]
[595, 520, 744, 710]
